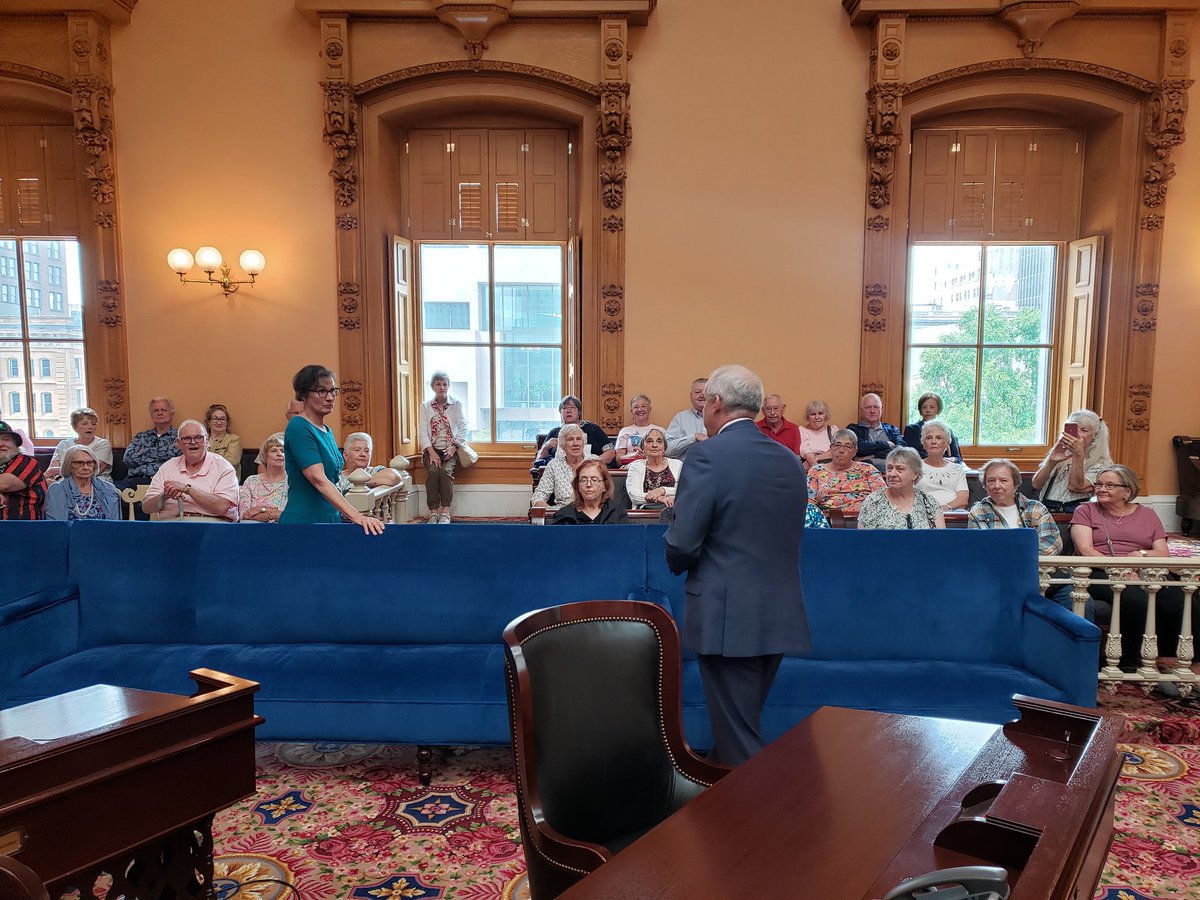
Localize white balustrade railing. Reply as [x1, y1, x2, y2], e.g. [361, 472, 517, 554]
[343, 466, 412, 524]
[1039, 554, 1200, 696]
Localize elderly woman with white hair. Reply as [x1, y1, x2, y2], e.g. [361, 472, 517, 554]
[916, 418, 968, 511]
[45, 407, 113, 482]
[239, 433, 289, 523]
[626, 426, 682, 508]
[44, 444, 121, 520]
[419, 370, 468, 523]
[858, 447, 946, 530]
[967, 458, 1061, 555]
[337, 432, 401, 494]
[531, 423, 596, 511]
[1031, 408, 1113, 512]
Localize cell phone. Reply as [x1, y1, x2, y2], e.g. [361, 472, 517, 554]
[1063, 423, 1080, 438]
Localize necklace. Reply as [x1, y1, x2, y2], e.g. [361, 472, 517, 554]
[1100, 504, 1132, 554]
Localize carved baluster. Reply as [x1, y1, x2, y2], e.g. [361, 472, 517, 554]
[1070, 565, 1091, 620]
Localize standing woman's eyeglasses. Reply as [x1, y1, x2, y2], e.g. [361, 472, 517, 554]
[310, 387, 342, 398]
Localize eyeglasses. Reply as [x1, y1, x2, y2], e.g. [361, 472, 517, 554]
[179, 436, 206, 444]
[1095, 482, 1128, 490]
[578, 476, 604, 485]
[208, 416, 228, 423]
[830, 443, 856, 450]
[310, 387, 342, 398]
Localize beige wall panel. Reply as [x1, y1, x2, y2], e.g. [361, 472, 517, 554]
[110, 0, 338, 445]
[1149, 78, 1200, 495]
[352, 21, 460, 82]
[1042, 20, 1163, 84]
[483, 24, 600, 85]
[623, 0, 869, 428]
[0, 19, 70, 80]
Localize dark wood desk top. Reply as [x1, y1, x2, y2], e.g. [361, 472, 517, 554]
[562, 701, 1122, 900]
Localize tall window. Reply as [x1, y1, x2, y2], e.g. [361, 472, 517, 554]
[418, 243, 564, 443]
[0, 239, 87, 439]
[907, 243, 1057, 446]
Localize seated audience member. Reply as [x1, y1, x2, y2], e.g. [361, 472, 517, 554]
[142, 419, 240, 522]
[917, 419, 968, 511]
[337, 432, 401, 493]
[614, 394, 664, 464]
[857, 447, 946, 530]
[533, 395, 614, 469]
[1070, 465, 1190, 677]
[627, 427, 682, 508]
[45, 407, 113, 482]
[665, 378, 708, 459]
[44, 444, 121, 521]
[903, 392, 962, 460]
[1032, 408, 1112, 513]
[239, 434, 289, 523]
[255, 400, 304, 473]
[205, 404, 242, 470]
[798, 399, 839, 469]
[756, 394, 802, 455]
[551, 458, 629, 525]
[531, 424, 596, 511]
[967, 458, 1061, 556]
[119, 396, 181, 490]
[806, 429, 886, 516]
[847, 392, 904, 468]
[805, 500, 830, 529]
[0, 420, 47, 520]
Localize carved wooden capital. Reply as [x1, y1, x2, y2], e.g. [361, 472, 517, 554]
[432, 1, 513, 62]
[998, 2, 1080, 59]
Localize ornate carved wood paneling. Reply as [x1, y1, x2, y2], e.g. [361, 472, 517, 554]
[846, 3, 1196, 479]
[68, 13, 131, 441]
[308, 4, 650, 452]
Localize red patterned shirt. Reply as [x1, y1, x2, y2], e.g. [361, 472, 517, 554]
[0, 453, 47, 520]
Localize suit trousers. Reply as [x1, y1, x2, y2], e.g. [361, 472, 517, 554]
[697, 653, 783, 767]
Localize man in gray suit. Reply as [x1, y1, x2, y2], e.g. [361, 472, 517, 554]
[664, 364, 810, 766]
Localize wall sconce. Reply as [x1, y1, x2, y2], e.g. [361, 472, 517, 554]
[167, 246, 266, 296]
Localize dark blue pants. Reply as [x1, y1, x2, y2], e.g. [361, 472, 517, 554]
[697, 653, 783, 767]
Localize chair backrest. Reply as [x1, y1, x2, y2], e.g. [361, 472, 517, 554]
[504, 601, 712, 853]
[117, 483, 147, 521]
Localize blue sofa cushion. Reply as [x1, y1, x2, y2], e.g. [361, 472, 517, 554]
[0, 521, 71, 602]
[798, 529, 1037, 665]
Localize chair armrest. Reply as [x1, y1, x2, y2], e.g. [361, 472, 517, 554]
[0, 585, 80, 699]
[1021, 592, 1100, 708]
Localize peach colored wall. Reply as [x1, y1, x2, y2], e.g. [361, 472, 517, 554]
[94, 0, 1200, 489]
[624, 1, 870, 429]
[110, 0, 337, 445]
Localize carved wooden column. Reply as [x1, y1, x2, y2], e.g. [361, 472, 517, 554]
[859, 13, 906, 410]
[596, 17, 630, 433]
[68, 13, 131, 444]
[320, 15, 367, 435]
[1118, 13, 1194, 483]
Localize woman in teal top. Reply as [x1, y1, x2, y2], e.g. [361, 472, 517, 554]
[279, 364, 385, 535]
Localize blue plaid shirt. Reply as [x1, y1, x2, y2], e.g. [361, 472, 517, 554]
[967, 493, 1062, 556]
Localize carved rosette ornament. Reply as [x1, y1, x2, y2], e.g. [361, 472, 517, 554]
[1127, 384, 1152, 431]
[1133, 283, 1158, 332]
[863, 284, 888, 333]
[600, 382, 624, 431]
[601, 283, 624, 333]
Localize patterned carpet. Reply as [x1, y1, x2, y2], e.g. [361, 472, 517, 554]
[203, 687, 1198, 900]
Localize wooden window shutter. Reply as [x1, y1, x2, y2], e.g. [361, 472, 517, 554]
[452, 128, 488, 238]
[490, 129, 525, 238]
[527, 129, 569, 240]
[408, 129, 452, 240]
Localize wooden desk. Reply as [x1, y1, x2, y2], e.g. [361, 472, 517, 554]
[562, 698, 1123, 900]
[0, 669, 262, 898]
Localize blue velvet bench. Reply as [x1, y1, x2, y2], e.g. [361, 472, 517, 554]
[0, 522, 1098, 764]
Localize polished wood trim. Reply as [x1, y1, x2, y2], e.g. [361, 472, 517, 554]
[0, 1, 138, 25]
[296, 1, 656, 27]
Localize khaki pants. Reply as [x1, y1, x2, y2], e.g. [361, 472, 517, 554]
[423, 449, 457, 509]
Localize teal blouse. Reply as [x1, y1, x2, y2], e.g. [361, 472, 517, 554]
[280, 416, 344, 524]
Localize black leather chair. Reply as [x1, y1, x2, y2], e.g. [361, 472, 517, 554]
[503, 600, 727, 899]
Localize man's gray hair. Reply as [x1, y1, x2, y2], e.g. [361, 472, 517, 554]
[705, 364, 764, 415]
[345, 432, 373, 453]
[177, 418, 207, 438]
[148, 396, 175, 412]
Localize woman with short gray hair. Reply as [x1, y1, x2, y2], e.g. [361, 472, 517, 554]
[806, 429, 885, 516]
[916, 418, 968, 511]
[967, 457, 1061, 555]
[857, 446, 946, 530]
[44, 444, 121, 520]
[45, 407, 113, 482]
[419, 370, 468, 523]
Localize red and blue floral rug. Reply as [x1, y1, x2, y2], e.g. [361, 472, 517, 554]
[207, 688, 1198, 900]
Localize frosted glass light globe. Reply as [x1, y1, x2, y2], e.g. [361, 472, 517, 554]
[166, 248, 194, 274]
[194, 246, 223, 272]
[239, 249, 266, 276]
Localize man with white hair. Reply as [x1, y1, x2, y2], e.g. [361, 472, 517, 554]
[0, 420, 47, 520]
[664, 364, 810, 767]
[665, 377, 709, 459]
[142, 419, 240, 521]
[120, 397, 181, 485]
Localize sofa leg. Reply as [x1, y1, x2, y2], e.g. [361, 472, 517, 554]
[417, 746, 433, 785]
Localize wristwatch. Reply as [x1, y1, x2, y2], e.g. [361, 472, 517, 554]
[184, 484, 192, 495]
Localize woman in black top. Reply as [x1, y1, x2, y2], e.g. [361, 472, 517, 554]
[550, 458, 629, 525]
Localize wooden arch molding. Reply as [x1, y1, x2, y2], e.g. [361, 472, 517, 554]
[0, 14, 132, 443]
[314, 12, 643, 455]
[847, 7, 1196, 482]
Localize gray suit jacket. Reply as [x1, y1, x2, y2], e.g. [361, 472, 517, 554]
[664, 418, 810, 657]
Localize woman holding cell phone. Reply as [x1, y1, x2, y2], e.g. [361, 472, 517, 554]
[1031, 408, 1113, 513]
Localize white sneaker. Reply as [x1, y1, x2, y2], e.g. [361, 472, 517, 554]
[439, 512, 453, 524]
[425, 514, 438, 524]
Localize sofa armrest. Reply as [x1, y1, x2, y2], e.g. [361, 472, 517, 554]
[0, 586, 80, 699]
[1021, 592, 1100, 708]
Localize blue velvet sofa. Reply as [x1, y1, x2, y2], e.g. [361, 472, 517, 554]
[0, 521, 1098, 749]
